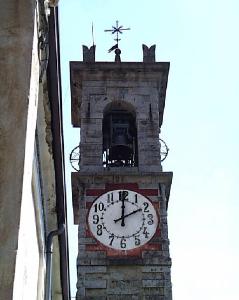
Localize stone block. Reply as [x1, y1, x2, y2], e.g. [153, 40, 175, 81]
[108, 257, 143, 265]
[85, 195, 99, 203]
[79, 266, 107, 274]
[76, 287, 85, 297]
[78, 245, 86, 252]
[78, 226, 86, 237]
[149, 237, 162, 244]
[142, 272, 164, 280]
[143, 279, 161, 288]
[77, 254, 107, 268]
[85, 289, 107, 297]
[78, 251, 106, 259]
[142, 251, 163, 258]
[81, 141, 101, 149]
[77, 258, 91, 265]
[108, 279, 142, 295]
[90, 258, 108, 265]
[142, 266, 165, 273]
[81, 157, 102, 166]
[143, 287, 164, 296]
[108, 296, 140, 300]
[81, 117, 102, 125]
[81, 136, 102, 144]
[143, 256, 171, 266]
[85, 279, 107, 289]
[85, 273, 107, 280]
[76, 279, 85, 288]
[143, 294, 164, 300]
[78, 237, 97, 245]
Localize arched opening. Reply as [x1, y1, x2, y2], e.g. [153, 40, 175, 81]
[102, 101, 138, 167]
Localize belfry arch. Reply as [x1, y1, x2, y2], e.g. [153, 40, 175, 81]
[102, 101, 138, 167]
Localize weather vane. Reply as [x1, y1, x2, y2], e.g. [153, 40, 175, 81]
[104, 20, 130, 62]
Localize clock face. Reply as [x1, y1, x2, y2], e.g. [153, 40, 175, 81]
[88, 189, 158, 250]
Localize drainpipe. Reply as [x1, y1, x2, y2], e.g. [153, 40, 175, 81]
[45, 223, 65, 300]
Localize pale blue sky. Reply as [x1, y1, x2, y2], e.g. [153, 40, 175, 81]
[59, 1, 239, 299]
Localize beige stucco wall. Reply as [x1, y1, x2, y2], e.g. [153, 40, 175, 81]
[0, 1, 36, 298]
[0, 1, 63, 299]
[13, 186, 41, 300]
[12, 7, 42, 299]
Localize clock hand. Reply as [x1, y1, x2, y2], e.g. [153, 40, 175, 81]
[114, 208, 142, 223]
[121, 193, 126, 227]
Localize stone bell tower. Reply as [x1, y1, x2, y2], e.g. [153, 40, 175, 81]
[70, 39, 173, 299]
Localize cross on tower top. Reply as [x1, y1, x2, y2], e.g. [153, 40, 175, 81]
[104, 20, 130, 61]
[104, 20, 130, 44]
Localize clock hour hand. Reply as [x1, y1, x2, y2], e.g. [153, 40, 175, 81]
[114, 208, 142, 223]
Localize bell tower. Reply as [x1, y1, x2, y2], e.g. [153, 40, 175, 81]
[70, 35, 173, 299]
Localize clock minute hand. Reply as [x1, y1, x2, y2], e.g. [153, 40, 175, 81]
[120, 192, 127, 227]
[121, 197, 125, 226]
[114, 208, 142, 223]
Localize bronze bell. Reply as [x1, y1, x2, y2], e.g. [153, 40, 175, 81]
[102, 110, 138, 167]
[112, 126, 130, 145]
[108, 122, 132, 161]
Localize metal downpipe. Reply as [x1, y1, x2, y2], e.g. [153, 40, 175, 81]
[45, 223, 65, 300]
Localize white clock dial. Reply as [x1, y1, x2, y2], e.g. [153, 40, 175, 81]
[88, 189, 158, 250]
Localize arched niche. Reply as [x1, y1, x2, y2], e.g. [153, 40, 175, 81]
[102, 101, 138, 167]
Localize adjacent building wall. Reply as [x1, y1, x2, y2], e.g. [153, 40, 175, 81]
[0, 1, 70, 299]
[0, 1, 36, 298]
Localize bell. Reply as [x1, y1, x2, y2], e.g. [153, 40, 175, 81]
[109, 144, 133, 161]
[113, 132, 128, 146]
[109, 125, 133, 161]
[102, 110, 138, 167]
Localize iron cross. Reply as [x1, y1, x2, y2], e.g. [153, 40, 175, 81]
[104, 20, 130, 44]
